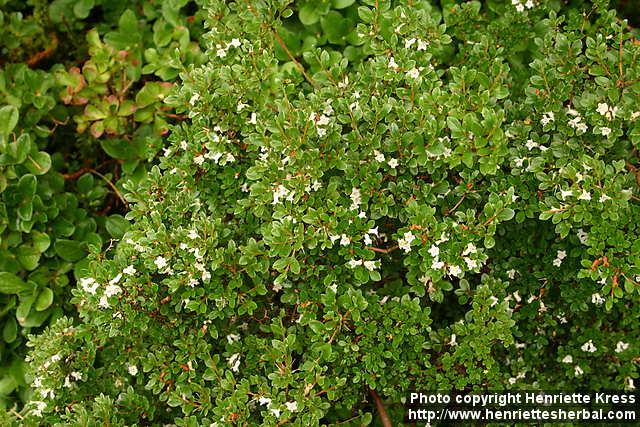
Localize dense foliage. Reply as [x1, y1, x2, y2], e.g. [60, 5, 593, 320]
[0, 0, 205, 407]
[1, 0, 639, 425]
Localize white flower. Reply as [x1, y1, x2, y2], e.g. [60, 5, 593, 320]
[109, 273, 122, 286]
[600, 126, 612, 137]
[272, 185, 290, 205]
[98, 295, 110, 308]
[513, 290, 522, 302]
[568, 116, 582, 128]
[404, 38, 416, 49]
[428, 245, 440, 258]
[599, 193, 611, 203]
[104, 284, 122, 298]
[560, 189, 573, 200]
[596, 102, 609, 116]
[507, 269, 517, 280]
[249, 112, 258, 125]
[631, 111, 640, 121]
[227, 353, 241, 372]
[189, 93, 200, 106]
[123, 265, 136, 276]
[363, 234, 373, 245]
[328, 283, 338, 293]
[541, 111, 555, 126]
[368, 226, 379, 236]
[449, 334, 457, 346]
[317, 114, 330, 126]
[388, 56, 398, 69]
[415, 39, 427, 50]
[576, 228, 589, 244]
[154, 256, 168, 270]
[525, 0, 534, 8]
[128, 365, 138, 376]
[340, 234, 351, 246]
[350, 188, 362, 209]
[270, 408, 281, 418]
[431, 259, 445, 270]
[591, 293, 605, 305]
[348, 259, 363, 268]
[625, 377, 635, 391]
[538, 301, 547, 313]
[449, 265, 463, 277]
[387, 158, 399, 168]
[574, 365, 584, 376]
[30, 401, 47, 417]
[229, 38, 241, 48]
[259, 396, 272, 406]
[515, 3, 524, 12]
[205, 150, 223, 163]
[406, 68, 420, 79]
[562, 355, 573, 364]
[581, 340, 597, 353]
[525, 139, 538, 150]
[489, 296, 499, 307]
[226, 334, 241, 344]
[285, 401, 298, 412]
[363, 260, 378, 271]
[553, 250, 566, 267]
[216, 48, 227, 58]
[80, 277, 99, 294]
[464, 257, 478, 269]
[462, 243, 477, 256]
[596, 102, 617, 120]
[398, 231, 415, 253]
[615, 341, 629, 353]
[576, 122, 588, 133]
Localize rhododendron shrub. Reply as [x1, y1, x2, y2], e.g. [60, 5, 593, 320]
[15, 0, 639, 424]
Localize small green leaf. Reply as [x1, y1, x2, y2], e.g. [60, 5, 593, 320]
[106, 214, 131, 239]
[73, 0, 95, 19]
[332, 0, 355, 8]
[54, 239, 87, 262]
[34, 287, 54, 311]
[24, 152, 51, 175]
[0, 272, 32, 294]
[0, 105, 19, 137]
[299, 4, 320, 25]
[2, 317, 17, 343]
[497, 208, 515, 222]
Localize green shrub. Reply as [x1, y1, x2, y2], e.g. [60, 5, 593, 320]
[0, 0, 205, 408]
[6, 0, 640, 425]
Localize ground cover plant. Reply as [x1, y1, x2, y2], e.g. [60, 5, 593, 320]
[0, 0, 205, 408]
[0, 0, 639, 425]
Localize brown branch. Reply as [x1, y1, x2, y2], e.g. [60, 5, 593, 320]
[369, 388, 392, 427]
[445, 192, 467, 216]
[367, 245, 399, 254]
[27, 32, 59, 68]
[62, 167, 92, 180]
[90, 168, 129, 209]
[272, 29, 317, 88]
